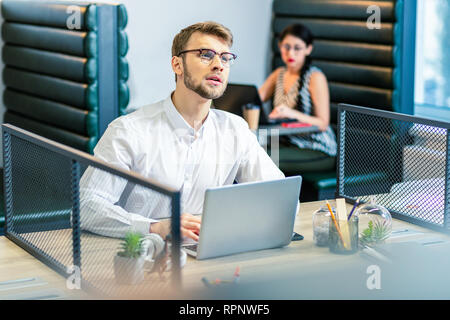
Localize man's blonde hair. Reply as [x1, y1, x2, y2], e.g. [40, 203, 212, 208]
[172, 21, 233, 58]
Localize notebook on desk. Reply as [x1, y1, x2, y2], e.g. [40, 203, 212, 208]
[212, 83, 297, 125]
[183, 176, 302, 260]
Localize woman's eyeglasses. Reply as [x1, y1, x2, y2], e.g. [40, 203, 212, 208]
[281, 44, 305, 53]
[177, 48, 237, 67]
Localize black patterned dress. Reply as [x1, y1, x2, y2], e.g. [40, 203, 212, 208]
[274, 66, 337, 157]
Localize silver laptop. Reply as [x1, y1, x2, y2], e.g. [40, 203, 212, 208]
[183, 176, 302, 260]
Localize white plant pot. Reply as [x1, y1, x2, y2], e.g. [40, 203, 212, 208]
[113, 255, 145, 285]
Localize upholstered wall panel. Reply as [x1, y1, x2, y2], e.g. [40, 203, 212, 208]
[117, 3, 128, 29]
[1, 1, 96, 30]
[312, 41, 394, 68]
[274, 18, 393, 44]
[313, 61, 393, 90]
[328, 83, 392, 108]
[3, 67, 97, 110]
[2, 22, 97, 57]
[4, 111, 95, 152]
[273, 0, 395, 21]
[0, 1, 130, 230]
[1, 1, 129, 154]
[119, 81, 130, 115]
[2, 45, 96, 83]
[274, 58, 393, 89]
[118, 29, 129, 57]
[119, 56, 129, 81]
[4, 89, 97, 137]
[273, 40, 394, 67]
[117, 3, 129, 116]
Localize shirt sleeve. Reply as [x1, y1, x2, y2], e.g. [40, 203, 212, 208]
[235, 122, 285, 183]
[79, 121, 157, 239]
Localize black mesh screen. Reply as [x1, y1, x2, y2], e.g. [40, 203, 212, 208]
[77, 162, 175, 297]
[5, 132, 73, 272]
[3, 125, 181, 298]
[337, 104, 450, 230]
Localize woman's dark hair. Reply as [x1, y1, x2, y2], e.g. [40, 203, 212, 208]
[279, 24, 314, 91]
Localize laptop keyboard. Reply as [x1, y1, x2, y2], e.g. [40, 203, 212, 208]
[184, 244, 198, 252]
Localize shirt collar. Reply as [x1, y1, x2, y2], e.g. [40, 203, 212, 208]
[163, 93, 214, 139]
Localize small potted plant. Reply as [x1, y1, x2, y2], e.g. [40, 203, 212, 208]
[360, 220, 391, 248]
[114, 232, 145, 285]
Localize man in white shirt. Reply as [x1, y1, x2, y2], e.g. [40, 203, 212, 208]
[80, 21, 284, 240]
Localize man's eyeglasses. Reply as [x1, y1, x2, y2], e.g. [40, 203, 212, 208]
[177, 48, 237, 67]
[281, 44, 305, 53]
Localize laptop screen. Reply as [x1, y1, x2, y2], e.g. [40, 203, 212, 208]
[212, 84, 294, 125]
[212, 84, 262, 117]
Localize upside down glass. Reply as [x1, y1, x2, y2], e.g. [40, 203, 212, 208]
[313, 205, 334, 247]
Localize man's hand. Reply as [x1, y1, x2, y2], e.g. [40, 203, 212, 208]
[181, 213, 201, 242]
[150, 213, 201, 242]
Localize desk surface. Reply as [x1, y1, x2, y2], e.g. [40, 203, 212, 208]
[2, 200, 450, 299]
[0, 234, 87, 299]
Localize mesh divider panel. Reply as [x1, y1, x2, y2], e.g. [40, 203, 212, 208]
[78, 162, 175, 297]
[337, 104, 450, 230]
[7, 134, 73, 271]
[3, 124, 181, 298]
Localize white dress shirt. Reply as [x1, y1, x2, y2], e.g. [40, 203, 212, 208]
[80, 94, 285, 238]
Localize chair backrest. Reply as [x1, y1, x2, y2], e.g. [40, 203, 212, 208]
[272, 0, 402, 128]
[1, 0, 130, 153]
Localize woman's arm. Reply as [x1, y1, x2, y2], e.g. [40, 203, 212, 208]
[269, 71, 330, 131]
[307, 71, 330, 131]
[258, 67, 282, 103]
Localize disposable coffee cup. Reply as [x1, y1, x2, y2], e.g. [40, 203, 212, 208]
[242, 103, 260, 130]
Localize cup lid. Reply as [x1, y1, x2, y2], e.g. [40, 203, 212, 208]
[243, 103, 260, 110]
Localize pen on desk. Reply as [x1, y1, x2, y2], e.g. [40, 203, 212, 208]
[326, 200, 346, 248]
[347, 198, 359, 221]
[422, 240, 445, 246]
[392, 229, 409, 233]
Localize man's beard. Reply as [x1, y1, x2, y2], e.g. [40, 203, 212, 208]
[183, 61, 226, 99]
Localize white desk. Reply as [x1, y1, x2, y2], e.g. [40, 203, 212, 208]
[2, 200, 450, 299]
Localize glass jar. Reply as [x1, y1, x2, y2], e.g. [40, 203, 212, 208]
[329, 214, 359, 254]
[312, 205, 334, 247]
[356, 197, 392, 248]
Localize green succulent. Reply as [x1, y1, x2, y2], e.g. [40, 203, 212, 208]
[117, 232, 144, 259]
[360, 220, 390, 248]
